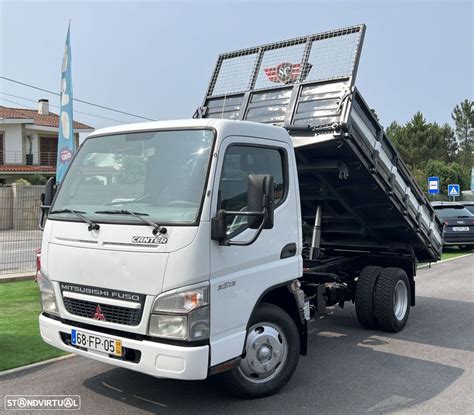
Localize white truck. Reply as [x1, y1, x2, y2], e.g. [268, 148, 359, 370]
[37, 25, 443, 398]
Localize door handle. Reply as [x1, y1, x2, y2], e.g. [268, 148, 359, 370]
[280, 243, 297, 259]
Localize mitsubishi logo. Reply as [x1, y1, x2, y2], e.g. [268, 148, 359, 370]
[93, 304, 105, 321]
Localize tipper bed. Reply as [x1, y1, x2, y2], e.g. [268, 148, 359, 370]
[196, 24, 443, 262]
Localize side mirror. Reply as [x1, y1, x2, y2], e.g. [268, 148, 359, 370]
[247, 174, 275, 229]
[211, 174, 275, 246]
[39, 177, 56, 230]
[43, 177, 56, 206]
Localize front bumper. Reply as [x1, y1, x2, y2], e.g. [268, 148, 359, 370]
[443, 241, 474, 246]
[39, 314, 209, 380]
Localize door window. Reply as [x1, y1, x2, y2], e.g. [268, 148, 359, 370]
[217, 144, 286, 236]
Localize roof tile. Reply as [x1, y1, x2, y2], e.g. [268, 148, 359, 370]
[0, 106, 93, 130]
[0, 165, 56, 172]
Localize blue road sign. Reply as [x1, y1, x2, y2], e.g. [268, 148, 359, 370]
[448, 184, 460, 197]
[428, 176, 439, 194]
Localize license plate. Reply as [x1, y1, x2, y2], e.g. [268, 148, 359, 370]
[71, 329, 122, 357]
[453, 227, 470, 231]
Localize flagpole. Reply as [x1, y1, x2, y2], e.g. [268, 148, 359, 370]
[56, 21, 75, 183]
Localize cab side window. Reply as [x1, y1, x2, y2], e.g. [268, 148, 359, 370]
[217, 145, 286, 236]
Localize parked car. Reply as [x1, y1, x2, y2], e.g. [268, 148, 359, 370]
[432, 202, 474, 250]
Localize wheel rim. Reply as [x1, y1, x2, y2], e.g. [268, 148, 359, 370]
[393, 280, 408, 321]
[238, 322, 288, 383]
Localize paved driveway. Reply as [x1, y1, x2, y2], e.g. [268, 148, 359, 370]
[1, 255, 473, 414]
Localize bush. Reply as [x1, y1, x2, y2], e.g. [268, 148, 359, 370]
[13, 178, 31, 186]
[27, 174, 48, 185]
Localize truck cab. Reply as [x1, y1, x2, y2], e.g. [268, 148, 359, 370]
[39, 119, 302, 389]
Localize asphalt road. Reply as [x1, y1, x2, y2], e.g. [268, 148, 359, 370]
[1, 255, 473, 414]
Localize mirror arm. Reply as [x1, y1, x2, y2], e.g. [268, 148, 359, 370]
[224, 208, 268, 247]
[38, 205, 50, 231]
[225, 210, 265, 217]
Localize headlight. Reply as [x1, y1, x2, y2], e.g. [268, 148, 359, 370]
[149, 284, 209, 341]
[37, 272, 59, 316]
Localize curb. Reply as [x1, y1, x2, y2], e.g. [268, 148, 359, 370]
[0, 273, 35, 283]
[0, 354, 74, 377]
[418, 253, 473, 270]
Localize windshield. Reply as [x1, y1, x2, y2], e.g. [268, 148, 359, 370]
[434, 207, 474, 218]
[51, 129, 214, 224]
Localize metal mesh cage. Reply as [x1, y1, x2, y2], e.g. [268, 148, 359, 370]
[212, 53, 259, 96]
[199, 25, 365, 127]
[206, 25, 365, 99]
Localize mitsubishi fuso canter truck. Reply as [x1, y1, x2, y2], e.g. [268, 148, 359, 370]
[37, 25, 443, 398]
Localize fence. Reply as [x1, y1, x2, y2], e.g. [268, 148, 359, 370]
[0, 151, 57, 166]
[0, 184, 43, 275]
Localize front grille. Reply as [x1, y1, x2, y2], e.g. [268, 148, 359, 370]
[62, 297, 142, 326]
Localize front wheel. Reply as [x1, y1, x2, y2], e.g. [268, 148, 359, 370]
[221, 303, 300, 398]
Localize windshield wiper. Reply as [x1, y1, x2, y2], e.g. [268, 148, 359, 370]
[94, 209, 167, 235]
[49, 209, 100, 231]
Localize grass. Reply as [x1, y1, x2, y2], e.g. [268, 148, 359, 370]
[0, 280, 68, 372]
[441, 247, 473, 261]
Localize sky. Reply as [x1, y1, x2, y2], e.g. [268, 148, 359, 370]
[0, 0, 472, 135]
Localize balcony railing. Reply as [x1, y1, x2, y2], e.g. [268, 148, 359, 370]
[0, 151, 57, 166]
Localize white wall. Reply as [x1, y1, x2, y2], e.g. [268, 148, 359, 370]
[0, 124, 23, 164]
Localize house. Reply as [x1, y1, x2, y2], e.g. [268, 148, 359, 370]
[0, 99, 94, 184]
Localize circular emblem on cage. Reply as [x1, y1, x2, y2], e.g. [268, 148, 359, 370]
[276, 62, 294, 83]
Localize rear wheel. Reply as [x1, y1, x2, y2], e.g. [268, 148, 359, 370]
[355, 266, 383, 329]
[373, 267, 411, 332]
[221, 303, 300, 398]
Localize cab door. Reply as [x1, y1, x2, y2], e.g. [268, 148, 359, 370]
[209, 135, 301, 366]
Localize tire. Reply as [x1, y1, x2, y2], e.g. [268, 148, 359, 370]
[459, 245, 474, 251]
[221, 303, 300, 399]
[355, 266, 383, 329]
[373, 267, 411, 332]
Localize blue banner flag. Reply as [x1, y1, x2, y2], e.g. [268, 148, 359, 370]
[56, 22, 75, 183]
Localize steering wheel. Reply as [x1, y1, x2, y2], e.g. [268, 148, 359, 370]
[167, 200, 199, 208]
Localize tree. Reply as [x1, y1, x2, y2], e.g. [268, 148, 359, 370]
[424, 159, 468, 196]
[451, 99, 473, 171]
[386, 107, 470, 195]
[439, 123, 458, 163]
[386, 112, 451, 170]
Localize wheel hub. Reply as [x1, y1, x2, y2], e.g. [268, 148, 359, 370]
[393, 279, 408, 321]
[238, 323, 287, 383]
[257, 344, 272, 363]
